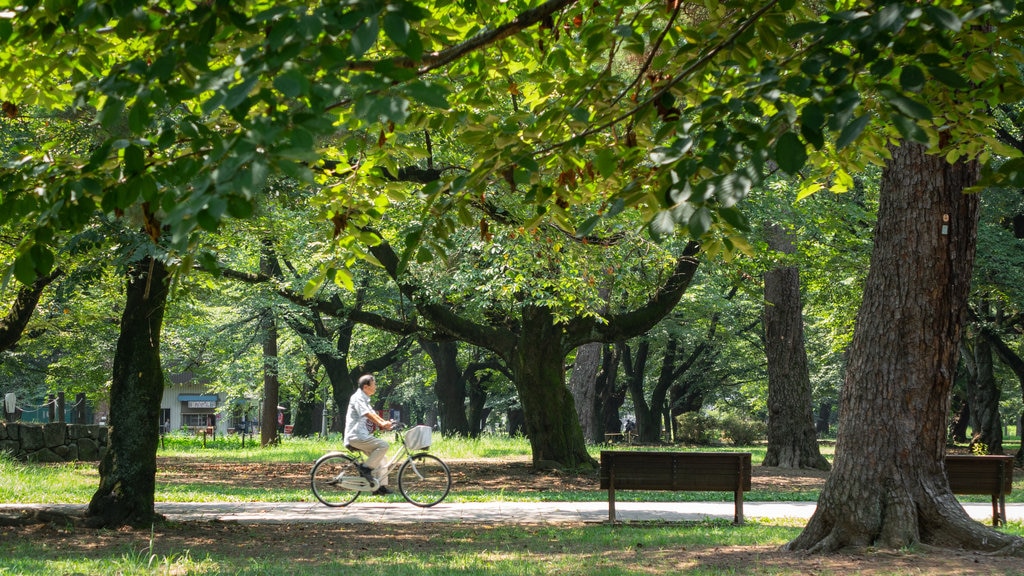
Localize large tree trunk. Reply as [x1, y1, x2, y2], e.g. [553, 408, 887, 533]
[596, 343, 625, 436]
[512, 307, 594, 469]
[762, 223, 830, 470]
[0, 269, 61, 352]
[422, 339, 471, 436]
[260, 309, 280, 446]
[624, 339, 663, 442]
[259, 239, 283, 446]
[788, 142, 1020, 552]
[568, 341, 602, 444]
[962, 334, 1003, 454]
[466, 372, 489, 437]
[980, 328, 1024, 465]
[87, 256, 168, 528]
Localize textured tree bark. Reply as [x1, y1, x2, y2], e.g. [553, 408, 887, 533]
[963, 334, 1002, 454]
[596, 344, 625, 436]
[762, 223, 830, 470]
[980, 329, 1024, 466]
[513, 306, 594, 469]
[787, 142, 1021, 553]
[422, 340, 471, 436]
[0, 269, 61, 352]
[568, 341, 602, 443]
[87, 256, 168, 528]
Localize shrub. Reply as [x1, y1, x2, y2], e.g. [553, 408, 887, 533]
[674, 412, 718, 445]
[718, 412, 766, 446]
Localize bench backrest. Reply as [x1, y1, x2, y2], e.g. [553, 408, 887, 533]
[945, 454, 1014, 496]
[600, 451, 752, 492]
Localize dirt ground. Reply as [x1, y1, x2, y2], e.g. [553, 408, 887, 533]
[154, 455, 832, 494]
[5, 457, 1024, 574]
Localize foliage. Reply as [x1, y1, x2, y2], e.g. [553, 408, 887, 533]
[0, 1, 1020, 291]
[717, 411, 768, 446]
[674, 411, 719, 445]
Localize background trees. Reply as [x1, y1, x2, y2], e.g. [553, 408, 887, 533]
[2, 1, 1024, 549]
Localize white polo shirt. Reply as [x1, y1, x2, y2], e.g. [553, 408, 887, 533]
[344, 388, 374, 443]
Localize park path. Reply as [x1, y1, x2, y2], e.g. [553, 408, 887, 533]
[2, 501, 1021, 525]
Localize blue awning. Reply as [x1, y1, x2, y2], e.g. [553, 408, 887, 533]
[178, 394, 218, 402]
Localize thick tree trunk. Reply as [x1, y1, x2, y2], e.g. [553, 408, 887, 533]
[261, 311, 281, 446]
[512, 307, 594, 469]
[787, 142, 1020, 552]
[422, 340, 471, 436]
[948, 395, 970, 444]
[980, 329, 1024, 465]
[467, 373, 488, 437]
[87, 257, 168, 528]
[596, 343, 625, 436]
[815, 401, 832, 436]
[763, 223, 829, 470]
[0, 269, 61, 352]
[260, 239, 282, 447]
[568, 341, 602, 444]
[624, 339, 662, 442]
[964, 335, 1002, 454]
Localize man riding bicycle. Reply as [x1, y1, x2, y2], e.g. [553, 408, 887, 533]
[343, 374, 394, 495]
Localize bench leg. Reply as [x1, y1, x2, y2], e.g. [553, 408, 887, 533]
[608, 485, 616, 524]
[734, 490, 744, 525]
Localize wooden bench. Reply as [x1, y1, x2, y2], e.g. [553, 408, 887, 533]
[600, 451, 752, 524]
[946, 454, 1015, 526]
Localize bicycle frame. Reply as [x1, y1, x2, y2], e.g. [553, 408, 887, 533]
[342, 428, 417, 491]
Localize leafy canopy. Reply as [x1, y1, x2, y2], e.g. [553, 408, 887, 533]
[0, 0, 1021, 287]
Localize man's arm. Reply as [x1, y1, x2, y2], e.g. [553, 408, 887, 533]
[365, 410, 394, 430]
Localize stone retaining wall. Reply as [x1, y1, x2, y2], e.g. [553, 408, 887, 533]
[0, 422, 108, 462]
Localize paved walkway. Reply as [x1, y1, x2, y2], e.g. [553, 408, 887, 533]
[3, 501, 1021, 525]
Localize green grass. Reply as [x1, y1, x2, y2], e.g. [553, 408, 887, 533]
[3, 435, 1022, 505]
[2, 520, 1022, 575]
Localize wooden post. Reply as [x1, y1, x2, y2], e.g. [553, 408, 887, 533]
[608, 463, 617, 524]
[57, 392, 66, 424]
[75, 393, 86, 424]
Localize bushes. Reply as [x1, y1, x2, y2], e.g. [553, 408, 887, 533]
[674, 411, 766, 446]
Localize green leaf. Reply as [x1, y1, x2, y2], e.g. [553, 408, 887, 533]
[405, 81, 450, 109]
[648, 210, 676, 239]
[124, 144, 145, 175]
[98, 98, 124, 130]
[836, 114, 871, 150]
[128, 102, 150, 134]
[688, 206, 713, 237]
[350, 17, 379, 58]
[13, 253, 37, 285]
[887, 93, 932, 120]
[893, 115, 929, 143]
[800, 103, 825, 149]
[274, 69, 309, 98]
[718, 206, 750, 232]
[899, 64, 926, 93]
[929, 66, 969, 89]
[924, 6, 961, 31]
[594, 149, 617, 177]
[383, 12, 409, 47]
[773, 132, 807, 175]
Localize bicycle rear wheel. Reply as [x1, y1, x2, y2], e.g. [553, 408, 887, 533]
[310, 453, 362, 507]
[397, 453, 451, 507]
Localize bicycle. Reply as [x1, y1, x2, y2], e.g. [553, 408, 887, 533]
[310, 423, 452, 508]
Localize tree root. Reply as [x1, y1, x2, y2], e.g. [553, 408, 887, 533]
[0, 508, 84, 527]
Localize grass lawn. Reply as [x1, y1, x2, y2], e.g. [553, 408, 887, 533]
[3, 434, 1024, 575]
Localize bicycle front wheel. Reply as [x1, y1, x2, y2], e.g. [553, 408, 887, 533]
[310, 453, 362, 507]
[398, 453, 451, 507]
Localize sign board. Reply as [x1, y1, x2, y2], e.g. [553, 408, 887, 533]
[188, 401, 217, 409]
